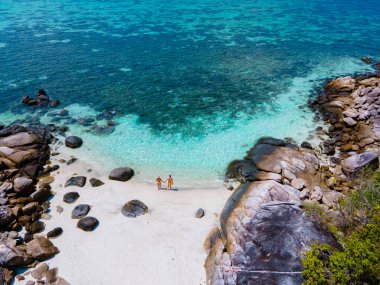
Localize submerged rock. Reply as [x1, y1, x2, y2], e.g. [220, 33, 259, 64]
[93, 125, 115, 136]
[109, 167, 134, 182]
[121, 200, 148, 218]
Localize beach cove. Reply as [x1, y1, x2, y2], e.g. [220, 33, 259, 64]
[1, 0, 380, 284]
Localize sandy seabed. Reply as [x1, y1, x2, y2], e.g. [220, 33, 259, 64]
[15, 144, 230, 285]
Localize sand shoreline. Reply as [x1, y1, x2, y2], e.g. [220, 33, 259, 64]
[15, 142, 231, 285]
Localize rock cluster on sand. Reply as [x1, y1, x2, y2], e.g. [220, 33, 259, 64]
[0, 125, 65, 284]
[206, 73, 380, 285]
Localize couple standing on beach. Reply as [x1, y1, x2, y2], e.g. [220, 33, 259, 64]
[156, 175, 174, 190]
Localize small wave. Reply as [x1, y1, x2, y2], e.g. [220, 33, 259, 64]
[47, 39, 71, 44]
[119, 67, 132, 72]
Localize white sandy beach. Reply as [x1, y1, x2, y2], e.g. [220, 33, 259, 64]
[15, 144, 231, 285]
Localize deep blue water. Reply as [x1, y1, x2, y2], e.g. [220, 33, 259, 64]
[0, 0, 379, 185]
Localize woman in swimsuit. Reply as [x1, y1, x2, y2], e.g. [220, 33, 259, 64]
[156, 176, 163, 190]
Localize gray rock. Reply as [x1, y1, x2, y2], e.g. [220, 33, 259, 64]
[65, 136, 83, 148]
[89, 178, 104, 187]
[225, 159, 259, 182]
[0, 206, 15, 227]
[256, 171, 281, 182]
[45, 267, 58, 283]
[358, 138, 375, 148]
[301, 141, 312, 149]
[77, 216, 99, 231]
[31, 185, 52, 203]
[310, 186, 323, 201]
[282, 169, 296, 181]
[195, 208, 205, 218]
[299, 189, 309, 200]
[63, 192, 80, 204]
[291, 178, 305, 190]
[71, 204, 91, 219]
[13, 177, 34, 194]
[326, 101, 345, 109]
[31, 262, 49, 280]
[0, 244, 33, 267]
[322, 191, 344, 208]
[342, 109, 359, 119]
[65, 176, 86, 187]
[256, 137, 285, 146]
[0, 132, 38, 148]
[50, 277, 71, 285]
[341, 151, 379, 176]
[121, 200, 148, 217]
[109, 167, 134, 182]
[47, 227, 63, 239]
[27, 221, 45, 234]
[343, 117, 357, 127]
[26, 236, 59, 260]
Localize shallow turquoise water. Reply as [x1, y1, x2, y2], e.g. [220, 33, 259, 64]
[0, 0, 379, 186]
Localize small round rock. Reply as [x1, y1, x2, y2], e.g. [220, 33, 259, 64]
[47, 227, 63, 239]
[65, 136, 83, 148]
[63, 192, 80, 204]
[77, 217, 99, 231]
[71, 204, 91, 219]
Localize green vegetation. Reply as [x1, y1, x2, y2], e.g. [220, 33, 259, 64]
[302, 170, 380, 285]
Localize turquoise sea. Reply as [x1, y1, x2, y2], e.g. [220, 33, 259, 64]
[0, 0, 379, 186]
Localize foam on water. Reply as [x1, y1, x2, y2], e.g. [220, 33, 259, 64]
[40, 58, 373, 187]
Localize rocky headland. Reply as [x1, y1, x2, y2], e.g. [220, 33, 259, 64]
[205, 72, 380, 285]
[0, 124, 69, 284]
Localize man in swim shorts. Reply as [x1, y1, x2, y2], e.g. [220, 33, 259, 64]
[166, 175, 173, 190]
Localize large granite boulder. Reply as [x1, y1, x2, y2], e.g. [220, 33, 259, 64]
[26, 237, 59, 261]
[121, 200, 148, 217]
[206, 181, 339, 285]
[0, 132, 38, 148]
[65, 136, 83, 148]
[109, 167, 134, 182]
[341, 152, 379, 176]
